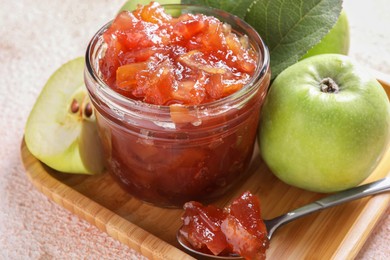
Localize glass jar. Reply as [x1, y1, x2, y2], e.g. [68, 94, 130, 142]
[84, 4, 271, 208]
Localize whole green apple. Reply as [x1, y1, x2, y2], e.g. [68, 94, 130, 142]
[301, 10, 349, 60]
[258, 54, 390, 193]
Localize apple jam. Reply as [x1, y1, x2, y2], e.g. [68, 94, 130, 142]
[99, 2, 258, 105]
[85, 3, 270, 207]
[179, 191, 269, 259]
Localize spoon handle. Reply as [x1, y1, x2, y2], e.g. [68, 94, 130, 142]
[266, 177, 390, 238]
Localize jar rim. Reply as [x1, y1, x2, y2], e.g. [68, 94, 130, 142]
[85, 4, 270, 112]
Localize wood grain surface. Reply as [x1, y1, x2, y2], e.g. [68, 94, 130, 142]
[21, 79, 390, 260]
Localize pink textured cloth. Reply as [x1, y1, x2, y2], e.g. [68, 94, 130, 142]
[0, 0, 389, 259]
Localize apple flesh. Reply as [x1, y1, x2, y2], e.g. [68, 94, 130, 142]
[301, 10, 349, 59]
[25, 57, 105, 174]
[258, 54, 390, 192]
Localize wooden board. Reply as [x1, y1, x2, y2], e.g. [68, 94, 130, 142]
[21, 78, 390, 260]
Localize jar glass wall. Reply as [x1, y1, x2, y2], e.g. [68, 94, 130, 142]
[84, 4, 271, 207]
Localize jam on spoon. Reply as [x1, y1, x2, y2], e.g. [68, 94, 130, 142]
[178, 178, 390, 259]
[179, 191, 269, 259]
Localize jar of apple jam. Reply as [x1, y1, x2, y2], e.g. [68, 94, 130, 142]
[84, 3, 271, 207]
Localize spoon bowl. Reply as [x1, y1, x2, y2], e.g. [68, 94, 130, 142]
[177, 177, 390, 259]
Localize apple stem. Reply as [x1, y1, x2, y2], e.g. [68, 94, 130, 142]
[320, 77, 339, 93]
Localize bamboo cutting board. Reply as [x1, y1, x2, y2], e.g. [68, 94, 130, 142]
[21, 78, 390, 260]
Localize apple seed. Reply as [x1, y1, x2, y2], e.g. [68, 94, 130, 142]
[84, 102, 93, 118]
[70, 98, 80, 113]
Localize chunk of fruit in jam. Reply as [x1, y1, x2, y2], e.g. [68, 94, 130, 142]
[180, 201, 230, 256]
[221, 191, 269, 259]
[99, 2, 258, 105]
[179, 191, 269, 259]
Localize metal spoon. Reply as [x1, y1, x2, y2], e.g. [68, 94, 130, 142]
[177, 177, 390, 259]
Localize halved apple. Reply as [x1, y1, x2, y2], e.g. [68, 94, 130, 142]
[25, 57, 105, 174]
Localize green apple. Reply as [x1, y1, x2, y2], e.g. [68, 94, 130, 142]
[25, 57, 105, 175]
[118, 0, 181, 13]
[258, 54, 390, 193]
[301, 10, 350, 60]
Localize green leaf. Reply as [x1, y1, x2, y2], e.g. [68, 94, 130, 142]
[118, 0, 342, 80]
[181, 0, 254, 19]
[119, 0, 181, 13]
[245, 0, 342, 79]
[183, 0, 342, 79]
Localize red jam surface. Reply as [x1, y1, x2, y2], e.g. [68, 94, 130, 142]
[180, 191, 269, 259]
[99, 2, 258, 105]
